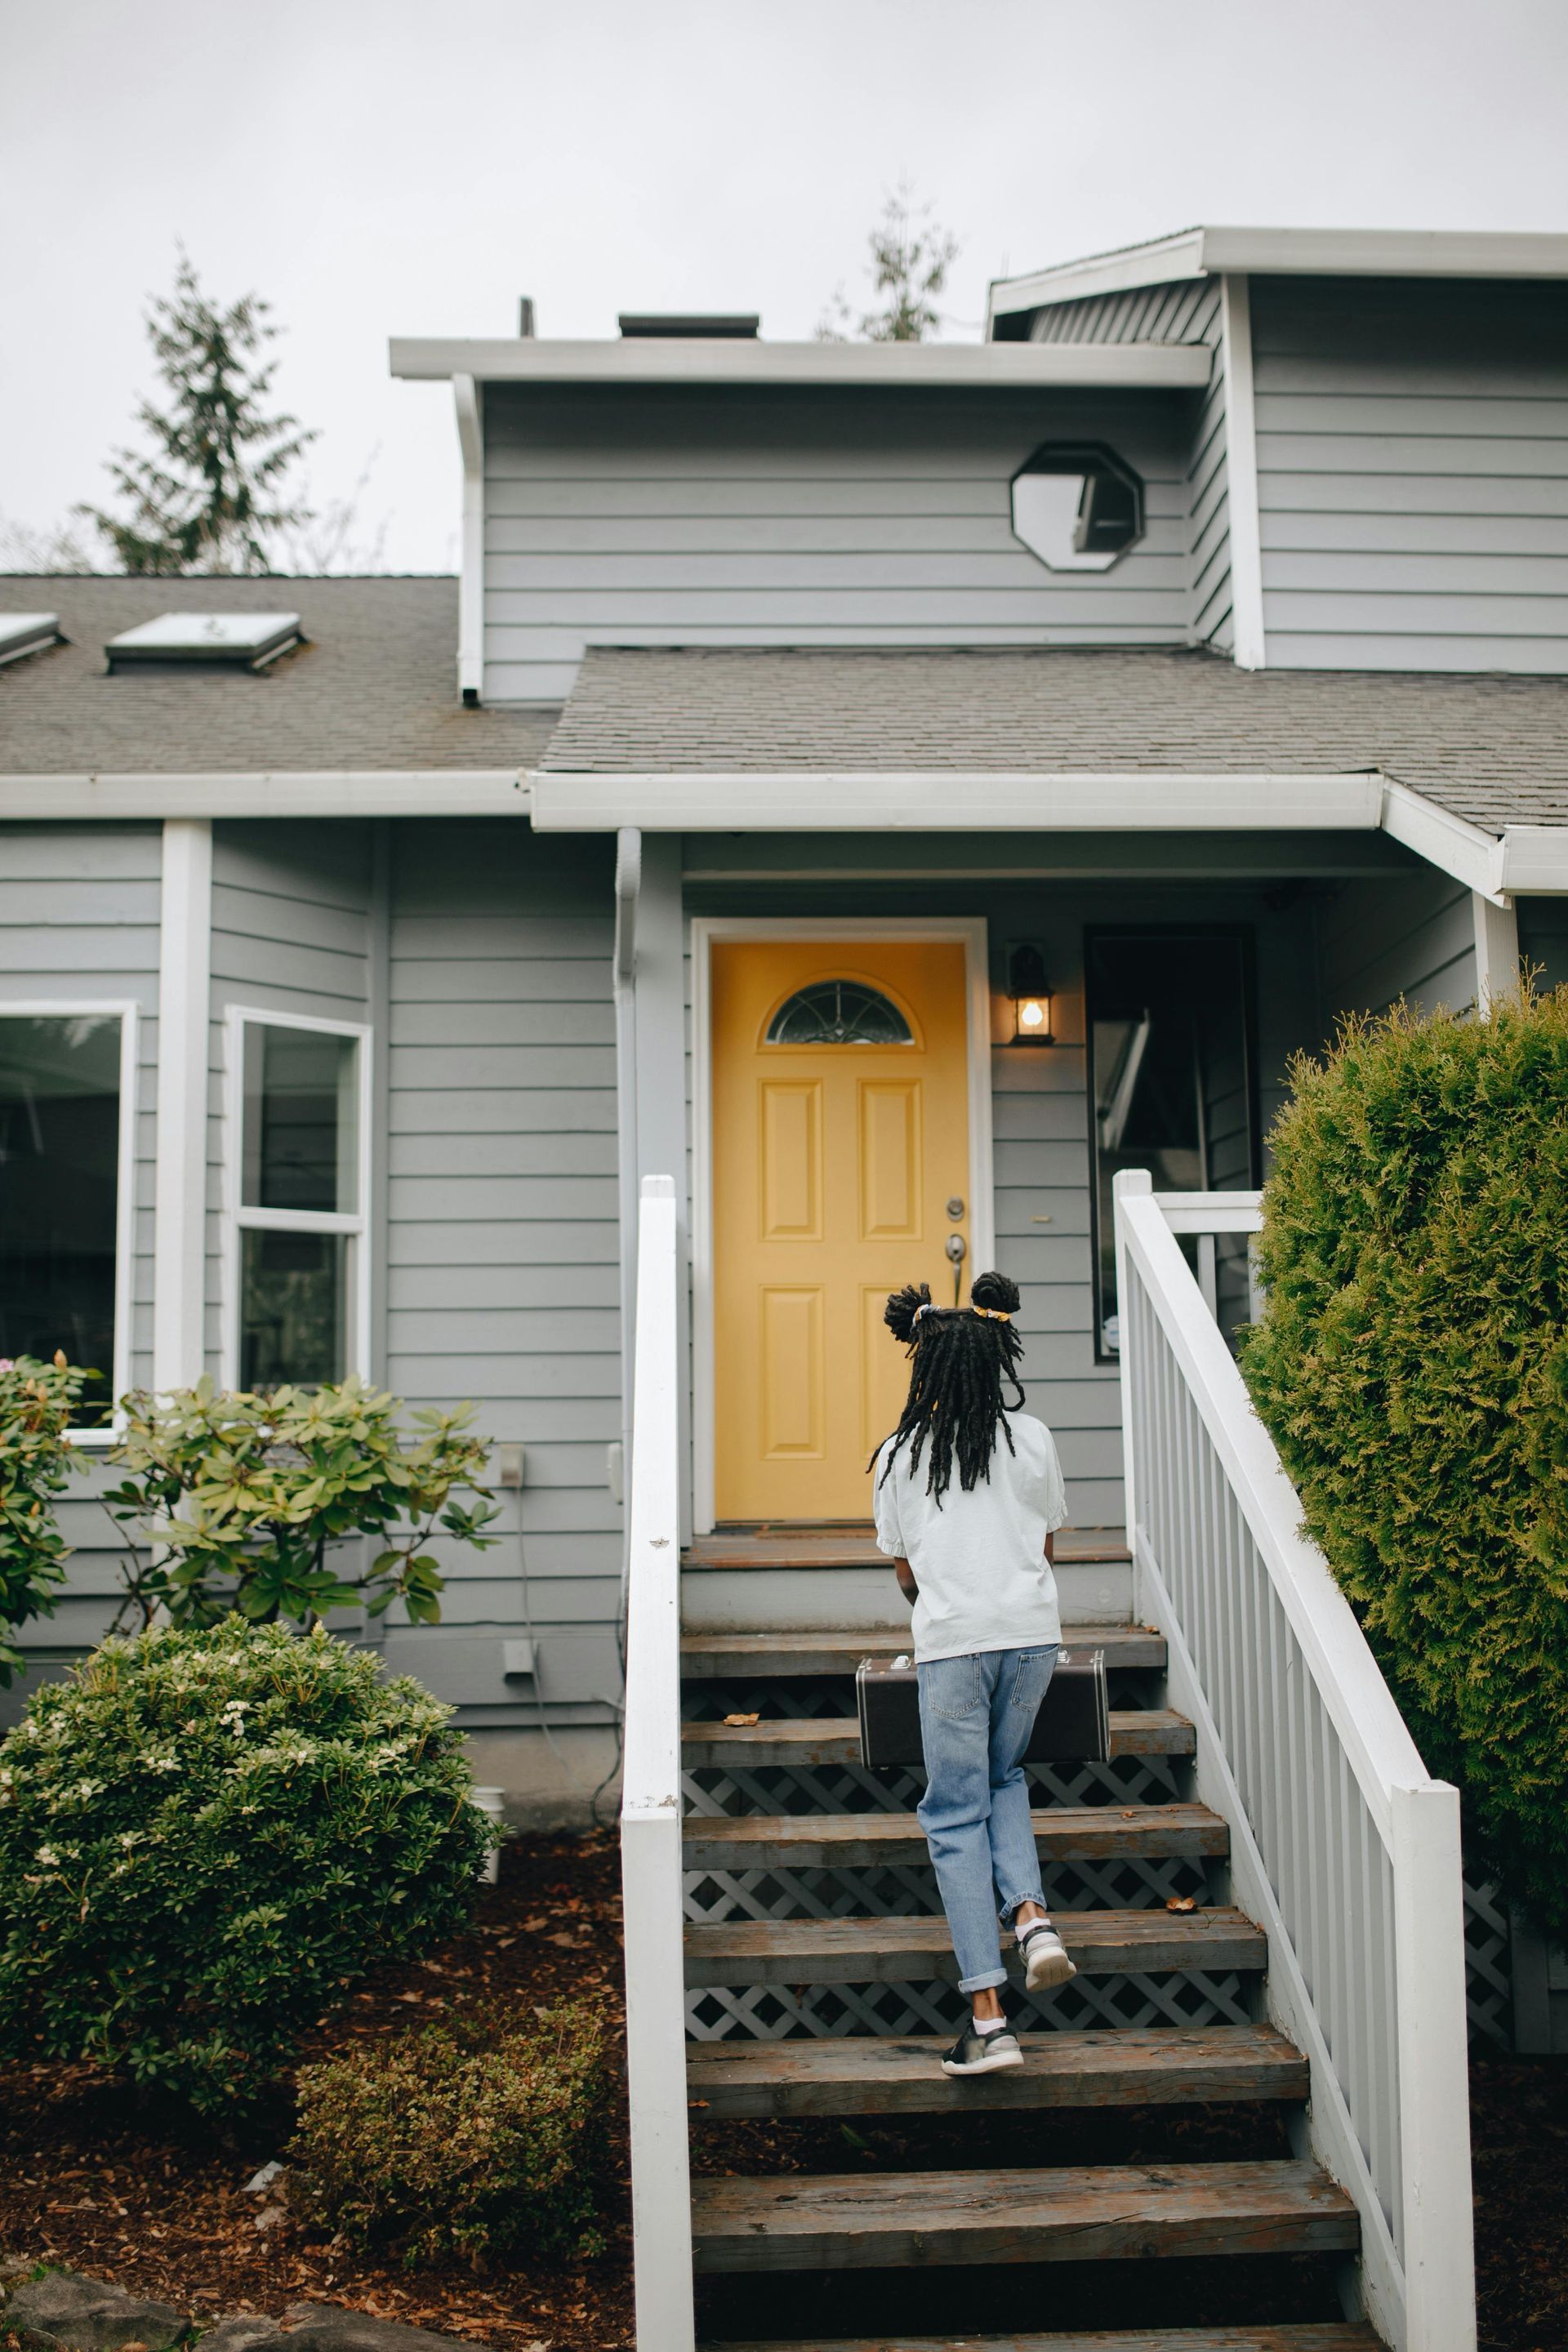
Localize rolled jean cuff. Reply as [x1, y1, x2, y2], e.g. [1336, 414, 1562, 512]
[957, 1967, 1009, 1994]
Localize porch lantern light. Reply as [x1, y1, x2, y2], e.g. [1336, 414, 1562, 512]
[1007, 942, 1055, 1045]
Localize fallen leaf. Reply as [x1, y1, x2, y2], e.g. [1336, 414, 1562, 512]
[1165, 1895, 1197, 1912]
[723, 1713, 760, 1727]
[688, 2099, 709, 2109]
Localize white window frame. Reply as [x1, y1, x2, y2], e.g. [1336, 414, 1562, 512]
[0, 997, 140, 1446]
[221, 1005, 373, 1391]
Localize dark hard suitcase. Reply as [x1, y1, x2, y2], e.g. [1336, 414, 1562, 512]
[856, 1645, 1110, 1769]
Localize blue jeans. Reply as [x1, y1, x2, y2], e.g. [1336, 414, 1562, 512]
[916, 1645, 1058, 1994]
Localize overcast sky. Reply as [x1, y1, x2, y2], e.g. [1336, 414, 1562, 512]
[5, 0, 1567, 575]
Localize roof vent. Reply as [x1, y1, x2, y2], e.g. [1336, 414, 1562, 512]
[0, 612, 65, 667]
[105, 612, 304, 673]
[617, 313, 760, 339]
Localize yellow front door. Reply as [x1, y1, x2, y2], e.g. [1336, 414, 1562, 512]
[712, 939, 972, 1522]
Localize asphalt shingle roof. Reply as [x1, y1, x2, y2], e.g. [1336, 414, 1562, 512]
[0, 577, 555, 773]
[539, 645, 1568, 835]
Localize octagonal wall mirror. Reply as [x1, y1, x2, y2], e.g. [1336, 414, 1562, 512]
[1009, 441, 1146, 572]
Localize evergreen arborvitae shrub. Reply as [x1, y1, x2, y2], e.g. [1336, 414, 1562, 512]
[0, 1620, 491, 2113]
[1241, 989, 1568, 1943]
[288, 1997, 613, 2265]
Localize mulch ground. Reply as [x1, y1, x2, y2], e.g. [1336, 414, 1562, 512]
[0, 1830, 1564, 2350]
[0, 1833, 632, 2352]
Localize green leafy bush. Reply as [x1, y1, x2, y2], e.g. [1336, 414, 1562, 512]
[289, 1997, 613, 2266]
[105, 1376, 500, 1629]
[1241, 990, 1568, 1941]
[0, 1354, 91, 1686]
[0, 1619, 491, 2112]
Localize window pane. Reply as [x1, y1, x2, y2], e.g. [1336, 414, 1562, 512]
[242, 1025, 358, 1213]
[0, 1013, 121, 1422]
[766, 980, 913, 1045]
[240, 1227, 348, 1389]
[1086, 933, 1255, 1358]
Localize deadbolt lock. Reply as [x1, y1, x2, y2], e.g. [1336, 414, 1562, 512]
[945, 1196, 966, 1220]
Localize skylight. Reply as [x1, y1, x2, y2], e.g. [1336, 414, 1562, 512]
[0, 613, 63, 667]
[105, 612, 304, 672]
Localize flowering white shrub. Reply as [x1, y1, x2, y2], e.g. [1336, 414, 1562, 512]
[0, 1619, 492, 2112]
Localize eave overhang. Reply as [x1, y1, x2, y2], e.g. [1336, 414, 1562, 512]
[388, 337, 1213, 390]
[987, 224, 1568, 327]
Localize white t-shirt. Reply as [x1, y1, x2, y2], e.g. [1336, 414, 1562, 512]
[872, 1409, 1068, 1664]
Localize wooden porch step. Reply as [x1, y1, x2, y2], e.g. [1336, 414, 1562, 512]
[686, 2022, 1308, 2118]
[682, 1801, 1227, 1872]
[689, 2156, 1358, 2272]
[680, 1624, 1165, 1677]
[702, 2330, 1382, 2352]
[681, 1709, 1192, 1766]
[684, 1527, 1132, 1572]
[684, 1905, 1264, 1988]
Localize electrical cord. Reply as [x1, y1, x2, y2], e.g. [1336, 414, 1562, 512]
[514, 1496, 624, 1830]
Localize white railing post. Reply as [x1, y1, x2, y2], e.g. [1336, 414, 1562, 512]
[618, 1174, 696, 2352]
[1392, 1780, 1477, 2352]
[1112, 1167, 1153, 1610]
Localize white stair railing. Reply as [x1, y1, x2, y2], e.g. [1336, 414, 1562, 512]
[1114, 1169, 1475, 2352]
[619, 1174, 696, 2352]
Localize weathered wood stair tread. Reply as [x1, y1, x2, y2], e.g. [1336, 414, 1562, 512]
[686, 2023, 1308, 2117]
[681, 1709, 1192, 1765]
[685, 1528, 1132, 1571]
[702, 2329, 1382, 2352]
[689, 2157, 1357, 2271]
[684, 1905, 1264, 1987]
[682, 1801, 1227, 1871]
[680, 1624, 1165, 1677]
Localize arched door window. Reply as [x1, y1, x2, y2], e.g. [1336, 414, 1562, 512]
[765, 979, 913, 1046]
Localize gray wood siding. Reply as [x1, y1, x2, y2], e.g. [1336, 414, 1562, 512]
[685, 870, 1321, 1535]
[483, 387, 1200, 701]
[0, 826, 162, 1686]
[1018, 280, 1231, 650]
[1316, 869, 1478, 1028]
[385, 821, 622, 1693]
[1254, 278, 1568, 671]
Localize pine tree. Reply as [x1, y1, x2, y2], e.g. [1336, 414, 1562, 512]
[819, 181, 960, 344]
[82, 256, 315, 575]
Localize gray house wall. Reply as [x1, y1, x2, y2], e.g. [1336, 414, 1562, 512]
[1017, 278, 1233, 653]
[1316, 866, 1479, 1027]
[1253, 276, 1568, 673]
[482, 386, 1200, 702]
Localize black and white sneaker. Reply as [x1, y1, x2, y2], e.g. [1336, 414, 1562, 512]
[940, 2021, 1023, 2076]
[1017, 1917, 1077, 1992]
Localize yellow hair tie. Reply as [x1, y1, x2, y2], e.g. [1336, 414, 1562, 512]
[972, 1307, 1012, 1322]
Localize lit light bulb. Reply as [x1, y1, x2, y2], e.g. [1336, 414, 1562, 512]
[1018, 999, 1046, 1030]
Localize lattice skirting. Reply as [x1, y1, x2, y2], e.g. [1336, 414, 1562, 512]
[1463, 1871, 1513, 2048]
[685, 1968, 1255, 2042]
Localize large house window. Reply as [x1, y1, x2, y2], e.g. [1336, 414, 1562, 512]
[226, 1012, 370, 1389]
[0, 1006, 135, 1430]
[1085, 930, 1258, 1361]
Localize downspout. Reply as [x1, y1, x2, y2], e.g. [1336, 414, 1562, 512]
[453, 374, 483, 706]
[613, 826, 643, 1596]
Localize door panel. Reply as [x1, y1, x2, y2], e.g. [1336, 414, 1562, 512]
[713, 939, 971, 1521]
[858, 1080, 922, 1242]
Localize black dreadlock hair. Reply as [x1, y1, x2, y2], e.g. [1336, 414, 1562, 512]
[870, 1269, 1026, 1504]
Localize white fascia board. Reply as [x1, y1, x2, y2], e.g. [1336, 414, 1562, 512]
[1380, 777, 1506, 902]
[988, 223, 1568, 319]
[0, 772, 531, 819]
[1499, 826, 1568, 895]
[529, 770, 1382, 834]
[388, 336, 1212, 390]
[988, 229, 1209, 321]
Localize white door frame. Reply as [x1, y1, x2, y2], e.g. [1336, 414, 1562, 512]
[689, 915, 995, 1536]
